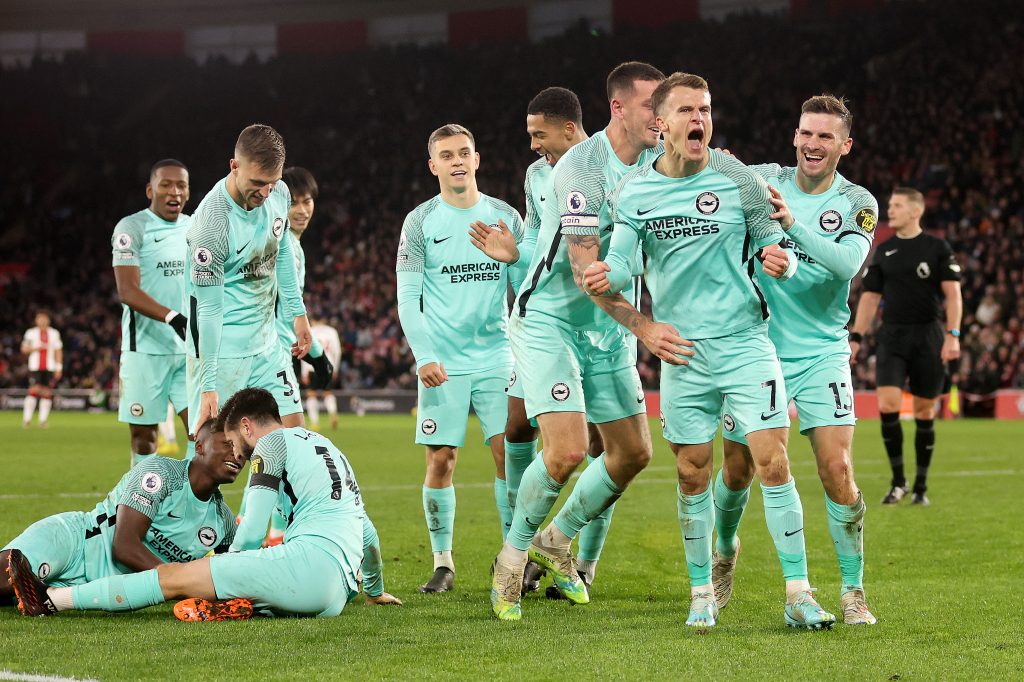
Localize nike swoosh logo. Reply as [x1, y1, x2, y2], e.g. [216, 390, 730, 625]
[683, 535, 705, 541]
[154, 236, 168, 243]
[433, 236, 451, 244]
[637, 207, 658, 216]
[784, 528, 803, 537]
[833, 411, 851, 419]
[428, 525, 446, 532]
[236, 240, 252, 254]
[637, 396, 644, 404]
[167, 511, 180, 519]
[761, 411, 781, 421]
[885, 249, 898, 256]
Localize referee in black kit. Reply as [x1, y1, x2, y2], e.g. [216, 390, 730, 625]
[849, 187, 963, 506]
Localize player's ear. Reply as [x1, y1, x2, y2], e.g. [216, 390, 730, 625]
[229, 158, 239, 174]
[427, 158, 439, 177]
[792, 128, 800, 148]
[145, 183, 154, 200]
[473, 151, 480, 169]
[841, 136, 853, 156]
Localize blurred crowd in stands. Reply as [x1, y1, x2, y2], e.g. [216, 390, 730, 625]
[0, 0, 1020, 416]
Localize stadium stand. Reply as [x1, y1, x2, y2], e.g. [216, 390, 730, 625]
[0, 0, 1020, 417]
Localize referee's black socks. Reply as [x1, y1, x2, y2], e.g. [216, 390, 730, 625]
[914, 418, 936, 493]
[880, 412, 905, 488]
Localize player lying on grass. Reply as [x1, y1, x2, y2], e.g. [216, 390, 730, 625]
[1, 420, 241, 606]
[7, 388, 400, 619]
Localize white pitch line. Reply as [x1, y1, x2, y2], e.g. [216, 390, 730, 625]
[0, 671, 98, 682]
[0, 468, 1017, 500]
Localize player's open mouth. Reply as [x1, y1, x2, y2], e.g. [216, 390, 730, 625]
[687, 128, 704, 152]
[225, 461, 241, 473]
[451, 170, 466, 178]
[167, 200, 180, 208]
[803, 152, 824, 165]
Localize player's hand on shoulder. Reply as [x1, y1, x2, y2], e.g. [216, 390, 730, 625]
[767, 186, 794, 229]
[639, 320, 695, 366]
[714, 147, 737, 159]
[418, 362, 448, 388]
[468, 219, 519, 264]
[292, 316, 312, 359]
[583, 261, 611, 295]
[366, 592, 403, 606]
[760, 243, 790, 279]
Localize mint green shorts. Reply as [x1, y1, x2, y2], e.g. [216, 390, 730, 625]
[187, 343, 302, 435]
[508, 315, 645, 424]
[723, 352, 855, 445]
[505, 366, 525, 401]
[416, 365, 511, 447]
[661, 323, 789, 445]
[118, 352, 187, 424]
[210, 537, 360, 618]
[2, 512, 90, 587]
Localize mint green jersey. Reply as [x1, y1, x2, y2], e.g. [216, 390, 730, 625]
[275, 230, 306, 349]
[750, 165, 877, 359]
[85, 456, 235, 573]
[395, 193, 523, 375]
[515, 130, 657, 331]
[186, 179, 305, 391]
[247, 428, 363, 553]
[606, 149, 788, 340]
[111, 209, 188, 355]
[520, 158, 551, 274]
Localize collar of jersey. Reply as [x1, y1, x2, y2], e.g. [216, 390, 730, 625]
[787, 168, 843, 199]
[437, 194, 483, 212]
[648, 153, 711, 183]
[144, 208, 185, 228]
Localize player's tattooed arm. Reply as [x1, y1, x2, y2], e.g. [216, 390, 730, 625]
[591, 295, 695, 366]
[565, 233, 601, 289]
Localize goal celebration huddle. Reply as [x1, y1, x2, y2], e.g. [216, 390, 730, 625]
[5, 60, 963, 632]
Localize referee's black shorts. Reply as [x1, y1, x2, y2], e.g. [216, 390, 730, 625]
[875, 322, 946, 399]
[28, 370, 56, 389]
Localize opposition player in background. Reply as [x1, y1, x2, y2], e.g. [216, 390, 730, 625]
[396, 124, 524, 593]
[9, 388, 400, 619]
[111, 158, 192, 467]
[21, 310, 62, 428]
[489, 62, 668, 621]
[713, 95, 879, 625]
[587, 73, 834, 631]
[849, 187, 963, 506]
[1, 419, 240, 608]
[304, 315, 342, 431]
[470, 85, 616, 594]
[186, 124, 312, 444]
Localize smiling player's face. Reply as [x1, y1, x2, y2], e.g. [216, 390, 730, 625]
[527, 113, 575, 166]
[792, 112, 852, 182]
[657, 86, 713, 162]
[428, 134, 479, 194]
[231, 156, 283, 210]
[616, 79, 662, 150]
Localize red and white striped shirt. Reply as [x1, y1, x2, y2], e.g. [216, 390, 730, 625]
[23, 326, 63, 372]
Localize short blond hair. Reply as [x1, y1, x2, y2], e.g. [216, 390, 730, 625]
[427, 124, 475, 156]
[651, 72, 709, 116]
[892, 186, 925, 207]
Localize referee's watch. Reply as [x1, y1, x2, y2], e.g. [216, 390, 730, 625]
[947, 328, 961, 338]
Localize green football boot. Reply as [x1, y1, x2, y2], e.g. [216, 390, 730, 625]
[784, 590, 837, 630]
[528, 536, 589, 605]
[685, 590, 719, 632]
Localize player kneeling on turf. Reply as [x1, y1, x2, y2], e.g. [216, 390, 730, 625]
[7, 388, 399, 619]
[1, 420, 241, 608]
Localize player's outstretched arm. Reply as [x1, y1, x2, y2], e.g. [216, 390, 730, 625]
[360, 515, 402, 606]
[112, 506, 165, 572]
[770, 186, 873, 280]
[590, 295, 694, 366]
[230, 486, 277, 552]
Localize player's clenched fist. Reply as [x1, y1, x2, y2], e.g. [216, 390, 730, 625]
[418, 362, 448, 388]
[760, 243, 791, 279]
[638, 321, 695, 366]
[583, 261, 611, 295]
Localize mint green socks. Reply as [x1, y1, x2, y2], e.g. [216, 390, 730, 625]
[713, 469, 749, 557]
[761, 479, 808, 581]
[71, 569, 164, 612]
[504, 439, 538, 510]
[560, 454, 618, 561]
[507, 457, 563, 551]
[677, 486, 715, 588]
[826, 492, 866, 592]
[494, 478, 512, 540]
[422, 485, 455, 553]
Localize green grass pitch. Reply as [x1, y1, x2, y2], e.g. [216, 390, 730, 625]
[1, 412, 1022, 680]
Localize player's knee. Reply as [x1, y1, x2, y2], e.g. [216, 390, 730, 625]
[913, 404, 936, 420]
[819, 455, 853, 493]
